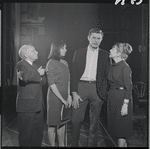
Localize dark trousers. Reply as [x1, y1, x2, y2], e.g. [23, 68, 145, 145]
[71, 82, 103, 147]
[17, 110, 44, 146]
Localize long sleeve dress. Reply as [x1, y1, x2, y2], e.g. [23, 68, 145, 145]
[46, 59, 70, 126]
[107, 60, 133, 138]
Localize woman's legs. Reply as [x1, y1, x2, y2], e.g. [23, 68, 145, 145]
[57, 124, 65, 146]
[118, 138, 127, 147]
[48, 127, 56, 146]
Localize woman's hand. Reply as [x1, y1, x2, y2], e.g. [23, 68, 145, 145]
[66, 95, 72, 108]
[121, 103, 128, 116]
[62, 99, 68, 106]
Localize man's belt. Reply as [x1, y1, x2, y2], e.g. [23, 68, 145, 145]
[110, 86, 125, 90]
[79, 80, 96, 84]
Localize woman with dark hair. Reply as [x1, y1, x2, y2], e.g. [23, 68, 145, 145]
[107, 42, 133, 147]
[46, 40, 72, 146]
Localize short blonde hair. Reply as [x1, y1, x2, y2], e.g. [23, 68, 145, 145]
[113, 43, 133, 60]
[18, 45, 34, 59]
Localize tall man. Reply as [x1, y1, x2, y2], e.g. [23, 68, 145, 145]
[16, 45, 46, 146]
[70, 28, 110, 147]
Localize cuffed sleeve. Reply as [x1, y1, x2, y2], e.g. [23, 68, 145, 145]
[40, 76, 46, 85]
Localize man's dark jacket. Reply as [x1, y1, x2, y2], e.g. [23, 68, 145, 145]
[16, 60, 46, 112]
[70, 48, 110, 101]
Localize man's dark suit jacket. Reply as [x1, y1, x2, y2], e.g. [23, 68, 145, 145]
[70, 48, 110, 101]
[16, 60, 46, 112]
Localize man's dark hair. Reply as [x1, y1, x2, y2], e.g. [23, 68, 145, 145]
[88, 28, 104, 37]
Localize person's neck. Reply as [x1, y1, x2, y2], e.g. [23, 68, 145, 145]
[25, 58, 33, 65]
[113, 57, 123, 63]
[89, 45, 98, 51]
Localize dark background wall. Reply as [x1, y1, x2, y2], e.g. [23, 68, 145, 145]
[3, 3, 148, 86]
[42, 3, 123, 69]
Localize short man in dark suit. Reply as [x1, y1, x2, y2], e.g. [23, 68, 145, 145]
[70, 28, 110, 147]
[16, 45, 46, 146]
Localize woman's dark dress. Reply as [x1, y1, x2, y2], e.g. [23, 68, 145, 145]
[107, 60, 133, 137]
[46, 59, 70, 126]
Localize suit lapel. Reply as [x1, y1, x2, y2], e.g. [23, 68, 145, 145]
[23, 60, 38, 71]
[98, 48, 102, 60]
[97, 48, 101, 66]
[80, 48, 87, 69]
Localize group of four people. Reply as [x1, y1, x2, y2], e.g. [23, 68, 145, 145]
[16, 28, 133, 147]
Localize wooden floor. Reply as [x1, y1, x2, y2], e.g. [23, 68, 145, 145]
[2, 108, 148, 147]
[1, 85, 148, 147]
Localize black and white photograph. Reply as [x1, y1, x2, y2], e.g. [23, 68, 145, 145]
[1, 1, 149, 147]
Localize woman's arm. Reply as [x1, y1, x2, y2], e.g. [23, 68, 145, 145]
[121, 66, 132, 116]
[123, 66, 132, 99]
[67, 80, 72, 107]
[50, 84, 67, 106]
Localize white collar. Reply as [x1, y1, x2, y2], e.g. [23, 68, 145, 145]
[88, 45, 99, 52]
[25, 59, 33, 65]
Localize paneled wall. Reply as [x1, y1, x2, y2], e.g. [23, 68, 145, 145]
[3, 4, 15, 88]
